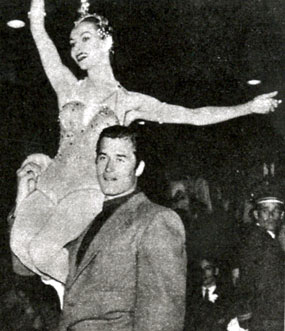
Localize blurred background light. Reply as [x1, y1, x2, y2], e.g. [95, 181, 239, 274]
[7, 19, 25, 29]
[247, 79, 262, 85]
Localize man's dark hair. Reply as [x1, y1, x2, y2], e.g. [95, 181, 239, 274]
[96, 125, 143, 167]
[199, 255, 218, 269]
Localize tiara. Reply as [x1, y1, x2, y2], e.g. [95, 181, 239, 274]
[78, 0, 90, 17]
[74, 0, 111, 39]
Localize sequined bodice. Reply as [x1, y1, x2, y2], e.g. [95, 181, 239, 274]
[36, 82, 121, 202]
[58, 77, 125, 125]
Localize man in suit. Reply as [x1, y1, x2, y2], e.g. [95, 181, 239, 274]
[237, 184, 285, 331]
[58, 125, 187, 331]
[185, 256, 235, 331]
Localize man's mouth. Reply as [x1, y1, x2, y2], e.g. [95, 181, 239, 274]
[76, 53, 87, 62]
[103, 175, 117, 181]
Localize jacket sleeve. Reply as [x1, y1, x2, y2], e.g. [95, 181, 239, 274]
[134, 210, 187, 331]
[234, 235, 258, 319]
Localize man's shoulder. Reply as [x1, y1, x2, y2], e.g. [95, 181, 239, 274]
[247, 225, 271, 243]
[125, 192, 183, 232]
[134, 193, 180, 218]
[130, 193, 186, 246]
[241, 225, 271, 257]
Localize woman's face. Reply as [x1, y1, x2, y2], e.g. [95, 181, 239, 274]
[70, 21, 106, 70]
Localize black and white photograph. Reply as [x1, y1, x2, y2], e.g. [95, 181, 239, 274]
[0, 0, 284, 330]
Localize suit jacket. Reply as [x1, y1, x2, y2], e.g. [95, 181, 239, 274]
[58, 192, 187, 331]
[185, 283, 235, 331]
[238, 225, 284, 331]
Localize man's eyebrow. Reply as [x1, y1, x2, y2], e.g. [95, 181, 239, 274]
[116, 154, 127, 158]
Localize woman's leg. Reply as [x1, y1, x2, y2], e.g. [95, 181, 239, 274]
[10, 190, 55, 276]
[29, 188, 104, 284]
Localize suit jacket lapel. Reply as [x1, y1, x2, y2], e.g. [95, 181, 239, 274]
[68, 192, 147, 286]
[65, 229, 89, 285]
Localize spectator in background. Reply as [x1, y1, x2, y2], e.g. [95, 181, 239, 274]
[171, 187, 190, 219]
[237, 183, 285, 331]
[185, 256, 235, 331]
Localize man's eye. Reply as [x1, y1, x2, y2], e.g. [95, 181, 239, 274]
[82, 36, 90, 42]
[204, 266, 213, 271]
[98, 155, 106, 161]
[117, 158, 125, 162]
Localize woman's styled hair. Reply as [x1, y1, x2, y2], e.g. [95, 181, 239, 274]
[75, 14, 113, 40]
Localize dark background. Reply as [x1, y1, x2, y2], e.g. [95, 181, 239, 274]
[0, 0, 285, 246]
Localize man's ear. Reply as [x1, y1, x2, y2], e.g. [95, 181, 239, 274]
[135, 161, 145, 177]
[214, 267, 219, 276]
[253, 210, 259, 221]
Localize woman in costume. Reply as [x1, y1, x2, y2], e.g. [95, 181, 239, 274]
[10, 0, 281, 290]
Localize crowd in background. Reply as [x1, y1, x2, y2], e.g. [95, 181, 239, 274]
[169, 175, 284, 330]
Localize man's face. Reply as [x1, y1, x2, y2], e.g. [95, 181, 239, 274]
[96, 137, 144, 198]
[254, 201, 284, 232]
[200, 259, 218, 287]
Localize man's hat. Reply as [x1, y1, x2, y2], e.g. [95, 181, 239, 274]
[251, 179, 284, 206]
[256, 196, 284, 205]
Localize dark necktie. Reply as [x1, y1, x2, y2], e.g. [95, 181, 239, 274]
[76, 209, 108, 267]
[204, 288, 210, 301]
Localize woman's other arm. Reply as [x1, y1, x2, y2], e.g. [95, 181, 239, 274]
[124, 91, 281, 126]
[29, 0, 77, 93]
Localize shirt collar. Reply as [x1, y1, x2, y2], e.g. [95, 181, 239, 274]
[256, 223, 276, 239]
[202, 284, 216, 294]
[102, 188, 140, 211]
[267, 230, 276, 239]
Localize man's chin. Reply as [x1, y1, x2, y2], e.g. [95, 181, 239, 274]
[101, 186, 120, 197]
[102, 190, 117, 196]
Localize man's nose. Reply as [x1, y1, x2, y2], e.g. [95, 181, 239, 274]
[105, 159, 115, 172]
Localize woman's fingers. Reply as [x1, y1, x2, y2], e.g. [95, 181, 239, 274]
[17, 162, 42, 178]
[252, 91, 282, 114]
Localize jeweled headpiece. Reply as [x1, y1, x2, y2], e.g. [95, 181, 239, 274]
[74, 0, 112, 40]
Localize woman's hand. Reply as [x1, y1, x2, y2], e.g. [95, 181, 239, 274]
[249, 91, 282, 114]
[16, 162, 41, 207]
[16, 154, 52, 207]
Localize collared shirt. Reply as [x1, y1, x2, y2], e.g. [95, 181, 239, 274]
[202, 285, 217, 302]
[76, 190, 138, 267]
[267, 230, 275, 239]
[256, 223, 276, 239]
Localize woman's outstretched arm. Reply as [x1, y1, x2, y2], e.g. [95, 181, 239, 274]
[29, 0, 77, 93]
[124, 91, 281, 126]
